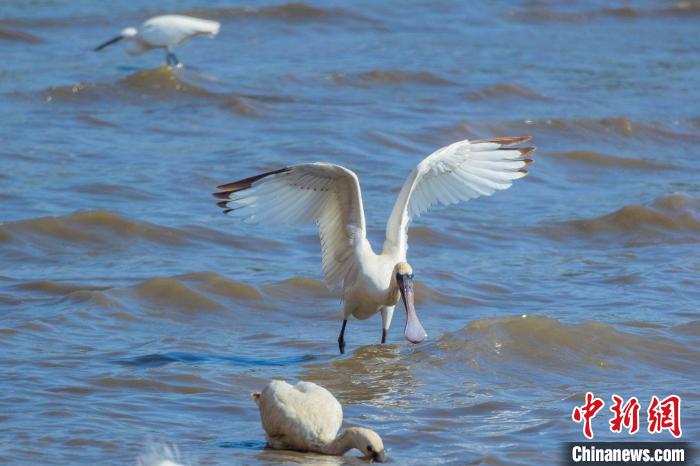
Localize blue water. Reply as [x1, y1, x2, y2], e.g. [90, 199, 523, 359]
[1, 1, 699, 464]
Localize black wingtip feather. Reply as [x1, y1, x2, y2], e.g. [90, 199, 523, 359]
[213, 190, 235, 199]
[215, 167, 291, 192]
[471, 135, 532, 146]
[214, 167, 291, 213]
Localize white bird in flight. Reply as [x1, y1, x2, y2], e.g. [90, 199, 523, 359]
[94, 15, 220, 66]
[252, 380, 386, 461]
[215, 136, 534, 353]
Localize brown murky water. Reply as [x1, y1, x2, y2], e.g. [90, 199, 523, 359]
[1, 1, 699, 464]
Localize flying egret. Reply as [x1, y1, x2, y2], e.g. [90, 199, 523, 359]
[94, 15, 220, 66]
[252, 380, 386, 461]
[215, 136, 534, 353]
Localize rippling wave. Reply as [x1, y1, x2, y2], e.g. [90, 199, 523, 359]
[549, 150, 676, 170]
[44, 68, 214, 102]
[508, 2, 700, 23]
[76, 115, 120, 128]
[0, 27, 42, 43]
[263, 277, 336, 300]
[14, 280, 109, 296]
[423, 315, 700, 374]
[134, 277, 224, 312]
[178, 272, 263, 301]
[44, 67, 268, 116]
[303, 344, 416, 404]
[0, 210, 188, 247]
[186, 2, 374, 24]
[106, 272, 265, 314]
[118, 352, 314, 368]
[466, 83, 549, 101]
[515, 116, 698, 141]
[539, 193, 700, 245]
[73, 182, 152, 199]
[332, 70, 455, 87]
[445, 116, 700, 145]
[2, 1, 699, 464]
[300, 314, 700, 406]
[120, 67, 216, 97]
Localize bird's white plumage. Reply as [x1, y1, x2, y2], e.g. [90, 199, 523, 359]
[233, 163, 366, 290]
[216, 137, 533, 347]
[383, 137, 532, 257]
[254, 380, 343, 450]
[137, 15, 220, 50]
[96, 14, 220, 64]
[252, 380, 385, 460]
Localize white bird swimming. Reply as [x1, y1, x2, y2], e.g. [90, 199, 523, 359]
[94, 15, 220, 66]
[252, 380, 386, 461]
[215, 136, 534, 353]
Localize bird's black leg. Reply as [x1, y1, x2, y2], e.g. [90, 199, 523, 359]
[166, 50, 180, 67]
[381, 328, 387, 344]
[337, 319, 347, 354]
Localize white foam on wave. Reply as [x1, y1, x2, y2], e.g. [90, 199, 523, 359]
[136, 440, 191, 466]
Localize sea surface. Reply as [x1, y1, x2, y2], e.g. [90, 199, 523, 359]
[1, 0, 699, 464]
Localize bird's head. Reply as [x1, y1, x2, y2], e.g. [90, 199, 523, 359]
[392, 262, 427, 344]
[120, 28, 149, 55]
[94, 27, 141, 54]
[345, 427, 386, 462]
[393, 261, 413, 279]
[120, 27, 138, 38]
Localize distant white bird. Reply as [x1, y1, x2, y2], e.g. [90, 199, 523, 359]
[252, 380, 385, 461]
[215, 136, 534, 353]
[94, 15, 220, 66]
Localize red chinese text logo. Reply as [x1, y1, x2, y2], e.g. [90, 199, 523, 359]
[571, 393, 682, 439]
[572, 392, 605, 439]
[647, 395, 682, 438]
[609, 395, 640, 435]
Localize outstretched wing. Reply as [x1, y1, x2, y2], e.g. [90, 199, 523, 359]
[383, 136, 534, 257]
[214, 163, 366, 290]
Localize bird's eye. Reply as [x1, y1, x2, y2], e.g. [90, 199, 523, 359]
[367, 445, 373, 452]
[408, 273, 414, 279]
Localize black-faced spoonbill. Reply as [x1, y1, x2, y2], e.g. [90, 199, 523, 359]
[94, 15, 220, 66]
[215, 136, 535, 353]
[252, 380, 386, 461]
